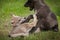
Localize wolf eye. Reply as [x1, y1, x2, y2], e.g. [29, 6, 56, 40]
[11, 22, 14, 24]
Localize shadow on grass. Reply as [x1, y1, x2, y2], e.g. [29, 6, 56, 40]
[0, 31, 60, 40]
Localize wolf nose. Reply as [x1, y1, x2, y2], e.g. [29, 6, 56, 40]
[8, 35, 11, 37]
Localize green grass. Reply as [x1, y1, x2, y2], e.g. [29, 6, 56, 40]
[0, 0, 60, 40]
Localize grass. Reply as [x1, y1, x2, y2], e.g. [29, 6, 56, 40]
[0, 0, 60, 40]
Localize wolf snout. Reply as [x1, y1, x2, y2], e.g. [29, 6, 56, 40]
[8, 35, 11, 37]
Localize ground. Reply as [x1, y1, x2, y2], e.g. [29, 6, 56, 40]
[0, 0, 60, 40]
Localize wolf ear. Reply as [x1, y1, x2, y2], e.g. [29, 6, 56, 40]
[12, 15, 16, 17]
[10, 13, 16, 17]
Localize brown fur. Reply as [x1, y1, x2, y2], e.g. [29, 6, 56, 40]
[9, 14, 38, 37]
